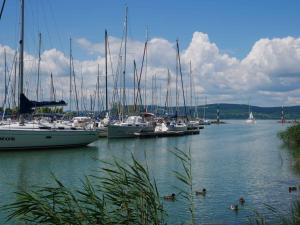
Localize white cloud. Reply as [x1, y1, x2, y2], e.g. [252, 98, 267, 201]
[1, 32, 300, 108]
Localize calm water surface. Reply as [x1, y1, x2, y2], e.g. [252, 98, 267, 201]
[0, 120, 299, 224]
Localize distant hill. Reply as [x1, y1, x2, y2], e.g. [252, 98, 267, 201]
[202, 104, 300, 120]
[147, 104, 300, 120]
[2, 104, 299, 120]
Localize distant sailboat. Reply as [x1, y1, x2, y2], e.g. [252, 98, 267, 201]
[280, 106, 285, 124]
[246, 103, 256, 124]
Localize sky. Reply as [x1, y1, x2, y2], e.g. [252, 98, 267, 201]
[0, 0, 300, 108]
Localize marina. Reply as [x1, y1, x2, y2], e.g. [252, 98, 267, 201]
[0, 0, 300, 224]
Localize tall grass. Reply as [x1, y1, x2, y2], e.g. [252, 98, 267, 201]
[2, 154, 165, 225]
[279, 123, 300, 148]
[247, 200, 300, 225]
[172, 147, 195, 225]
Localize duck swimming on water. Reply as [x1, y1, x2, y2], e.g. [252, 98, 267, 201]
[230, 204, 239, 211]
[289, 186, 297, 192]
[195, 188, 206, 196]
[239, 197, 245, 205]
[164, 193, 176, 201]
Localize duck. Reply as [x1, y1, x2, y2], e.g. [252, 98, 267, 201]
[195, 188, 206, 196]
[164, 193, 176, 201]
[239, 197, 245, 205]
[289, 186, 297, 192]
[230, 204, 239, 211]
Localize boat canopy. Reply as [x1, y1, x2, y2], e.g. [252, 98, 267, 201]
[20, 93, 67, 114]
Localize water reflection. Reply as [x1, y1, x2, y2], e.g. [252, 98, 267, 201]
[280, 142, 300, 175]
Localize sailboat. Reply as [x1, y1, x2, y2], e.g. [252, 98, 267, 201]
[245, 104, 256, 124]
[167, 40, 187, 132]
[107, 7, 155, 138]
[186, 61, 200, 130]
[95, 30, 109, 137]
[199, 96, 211, 125]
[0, 0, 98, 150]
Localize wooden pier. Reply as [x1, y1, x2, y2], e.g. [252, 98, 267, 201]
[134, 129, 200, 138]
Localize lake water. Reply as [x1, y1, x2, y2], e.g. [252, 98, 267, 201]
[0, 120, 299, 224]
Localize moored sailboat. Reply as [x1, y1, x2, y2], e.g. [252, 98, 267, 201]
[0, 0, 98, 150]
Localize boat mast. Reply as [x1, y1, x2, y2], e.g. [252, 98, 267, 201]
[175, 41, 179, 116]
[164, 69, 170, 113]
[133, 60, 136, 111]
[2, 49, 7, 109]
[18, 0, 24, 112]
[36, 32, 41, 101]
[50, 73, 55, 101]
[203, 96, 207, 120]
[248, 98, 250, 115]
[122, 6, 128, 121]
[13, 52, 17, 108]
[189, 60, 192, 118]
[97, 64, 100, 113]
[144, 28, 148, 112]
[69, 38, 72, 112]
[105, 29, 108, 112]
[176, 40, 188, 120]
[151, 75, 154, 109]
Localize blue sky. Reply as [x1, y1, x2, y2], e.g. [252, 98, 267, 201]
[1, 0, 300, 58]
[1, 0, 300, 107]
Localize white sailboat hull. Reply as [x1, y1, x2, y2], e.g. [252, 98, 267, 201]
[168, 124, 188, 132]
[108, 124, 154, 138]
[246, 112, 256, 124]
[0, 128, 98, 150]
[96, 126, 108, 137]
[245, 119, 256, 124]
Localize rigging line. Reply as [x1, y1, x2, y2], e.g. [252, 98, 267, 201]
[47, 0, 65, 54]
[164, 69, 170, 112]
[0, 0, 6, 21]
[40, 0, 53, 48]
[111, 23, 126, 111]
[113, 33, 125, 97]
[176, 40, 188, 120]
[144, 29, 148, 111]
[71, 56, 79, 114]
[2, 51, 18, 119]
[26, 0, 38, 56]
[107, 36, 115, 76]
[136, 40, 147, 109]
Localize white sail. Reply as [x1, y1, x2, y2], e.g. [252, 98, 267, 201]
[246, 111, 256, 124]
[249, 112, 254, 120]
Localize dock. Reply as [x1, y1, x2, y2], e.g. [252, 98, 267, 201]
[134, 129, 200, 138]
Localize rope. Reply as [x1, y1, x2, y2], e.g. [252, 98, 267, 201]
[0, 0, 6, 21]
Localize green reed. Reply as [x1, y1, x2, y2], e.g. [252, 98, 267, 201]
[2, 154, 165, 225]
